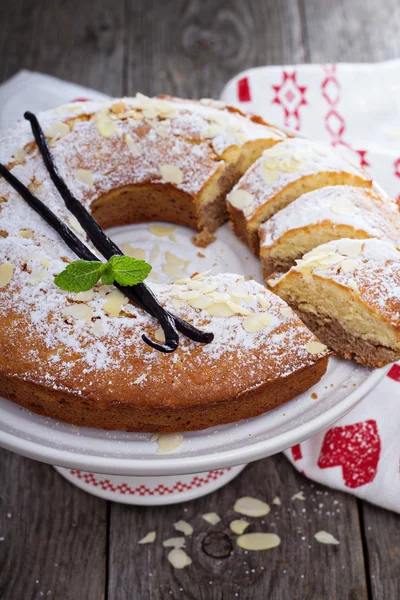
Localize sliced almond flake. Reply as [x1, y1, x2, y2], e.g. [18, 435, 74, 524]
[68, 216, 85, 236]
[347, 279, 359, 292]
[179, 290, 200, 300]
[62, 304, 92, 321]
[292, 491, 306, 501]
[165, 251, 190, 269]
[340, 259, 358, 273]
[150, 244, 160, 263]
[19, 229, 34, 239]
[314, 531, 340, 545]
[138, 531, 156, 544]
[167, 548, 192, 569]
[95, 110, 120, 138]
[280, 306, 292, 317]
[134, 373, 147, 385]
[0, 263, 13, 288]
[173, 520, 193, 536]
[98, 285, 113, 298]
[318, 254, 344, 266]
[102, 300, 122, 317]
[207, 302, 235, 317]
[237, 533, 281, 551]
[45, 121, 70, 141]
[234, 496, 270, 517]
[29, 269, 47, 285]
[228, 189, 254, 210]
[204, 123, 222, 138]
[230, 520, 249, 535]
[226, 300, 251, 316]
[330, 197, 356, 216]
[159, 164, 184, 186]
[75, 168, 94, 187]
[305, 341, 327, 355]
[192, 269, 212, 281]
[75, 290, 94, 302]
[162, 263, 187, 279]
[272, 497, 282, 506]
[150, 433, 184, 454]
[336, 239, 362, 257]
[154, 327, 165, 343]
[227, 283, 247, 298]
[257, 294, 270, 308]
[243, 312, 272, 333]
[110, 100, 126, 115]
[125, 133, 141, 157]
[202, 513, 221, 525]
[148, 224, 177, 241]
[172, 299, 185, 309]
[163, 537, 186, 549]
[41, 258, 51, 268]
[122, 243, 146, 260]
[155, 125, 169, 138]
[13, 147, 26, 163]
[187, 294, 213, 309]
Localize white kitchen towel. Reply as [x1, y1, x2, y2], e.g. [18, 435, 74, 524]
[1, 67, 399, 513]
[221, 60, 400, 513]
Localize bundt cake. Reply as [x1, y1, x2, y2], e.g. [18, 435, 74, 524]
[0, 95, 330, 432]
[227, 138, 372, 255]
[260, 186, 400, 278]
[268, 239, 400, 368]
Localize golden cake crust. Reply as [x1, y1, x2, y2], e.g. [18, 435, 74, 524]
[0, 96, 329, 432]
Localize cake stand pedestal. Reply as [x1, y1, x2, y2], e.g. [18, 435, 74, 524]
[54, 464, 247, 505]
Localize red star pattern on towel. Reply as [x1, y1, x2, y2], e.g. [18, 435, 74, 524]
[317, 420, 381, 488]
[272, 71, 307, 130]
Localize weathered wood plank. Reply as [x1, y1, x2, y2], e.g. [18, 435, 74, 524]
[108, 454, 368, 600]
[0, 0, 125, 95]
[361, 501, 400, 599]
[125, 0, 305, 99]
[300, 0, 400, 63]
[0, 448, 108, 600]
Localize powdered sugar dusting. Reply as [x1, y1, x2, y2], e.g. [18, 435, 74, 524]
[227, 138, 371, 221]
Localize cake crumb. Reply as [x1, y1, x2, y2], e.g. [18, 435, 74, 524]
[192, 230, 216, 248]
[197, 251, 206, 258]
[311, 392, 318, 400]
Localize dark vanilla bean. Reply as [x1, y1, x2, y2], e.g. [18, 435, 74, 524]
[0, 163, 179, 353]
[24, 111, 213, 346]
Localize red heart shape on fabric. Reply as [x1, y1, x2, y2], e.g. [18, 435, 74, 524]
[317, 420, 381, 488]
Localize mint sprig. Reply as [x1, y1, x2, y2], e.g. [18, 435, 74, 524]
[54, 255, 152, 292]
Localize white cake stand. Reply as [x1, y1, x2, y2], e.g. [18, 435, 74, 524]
[0, 222, 390, 504]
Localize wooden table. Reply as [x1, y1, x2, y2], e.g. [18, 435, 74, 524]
[1, 1, 399, 598]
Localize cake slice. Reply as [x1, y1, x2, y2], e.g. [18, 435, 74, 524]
[260, 186, 400, 278]
[227, 138, 372, 255]
[268, 239, 400, 367]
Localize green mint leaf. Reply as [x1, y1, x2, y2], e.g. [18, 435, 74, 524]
[101, 263, 115, 285]
[108, 255, 152, 286]
[54, 260, 105, 292]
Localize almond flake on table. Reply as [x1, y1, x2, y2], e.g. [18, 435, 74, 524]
[229, 520, 249, 535]
[173, 520, 193, 536]
[234, 496, 270, 517]
[272, 496, 282, 506]
[138, 531, 156, 544]
[167, 548, 192, 569]
[236, 533, 281, 551]
[202, 513, 221, 525]
[162, 537, 186, 549]
[292, 491, 306, 501]
[314, 531, 340, 545]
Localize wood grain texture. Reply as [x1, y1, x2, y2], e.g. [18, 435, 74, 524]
[125, 0, 305, 99]
[0, 0, 125, 95]
[0, 448, 107, 600]
[107, 455, 368, 600]
[361, 502, 400, 599]
[300, 0, 400, 62]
